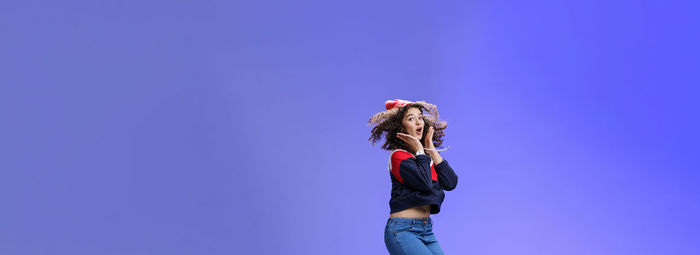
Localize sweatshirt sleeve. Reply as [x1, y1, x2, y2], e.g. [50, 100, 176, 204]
[390, 150, 434, 193]
[434, 159, 458, 191]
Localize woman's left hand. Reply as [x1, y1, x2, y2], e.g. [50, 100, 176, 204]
[423, 125, 444, 164]
[423, 125, 435, 150]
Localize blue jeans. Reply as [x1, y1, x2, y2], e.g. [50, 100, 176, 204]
[384, 217, 445, 255]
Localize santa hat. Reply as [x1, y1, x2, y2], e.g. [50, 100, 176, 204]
[384, 99, 414, 110]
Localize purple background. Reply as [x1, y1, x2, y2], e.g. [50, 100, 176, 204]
[2, 0, 699, 254]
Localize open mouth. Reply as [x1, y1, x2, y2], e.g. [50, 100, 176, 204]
[416, 127, 423, 136]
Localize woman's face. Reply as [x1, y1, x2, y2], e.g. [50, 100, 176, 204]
[401, 107, 425, 140]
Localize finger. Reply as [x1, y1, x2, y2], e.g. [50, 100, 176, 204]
[402, 136, 417, 143]
[396, 135, 406, 142]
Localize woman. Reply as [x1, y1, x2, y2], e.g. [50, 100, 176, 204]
[368, 99, 459, 255]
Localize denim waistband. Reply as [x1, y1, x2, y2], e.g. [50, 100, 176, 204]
[387, 217, 432, 225]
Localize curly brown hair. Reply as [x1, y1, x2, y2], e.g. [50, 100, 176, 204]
[368, 101, 448, 151]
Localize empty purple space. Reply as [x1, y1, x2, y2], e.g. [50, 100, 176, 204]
[1, 0, 699, 254]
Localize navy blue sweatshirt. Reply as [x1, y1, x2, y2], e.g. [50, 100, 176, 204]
[388, 149, 458, 214]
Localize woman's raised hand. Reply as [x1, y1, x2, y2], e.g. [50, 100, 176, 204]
[423, 125, 435, 150]
[396, 132, 424, 155]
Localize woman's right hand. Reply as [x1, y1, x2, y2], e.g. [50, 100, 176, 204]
[396, 132, 425, 155]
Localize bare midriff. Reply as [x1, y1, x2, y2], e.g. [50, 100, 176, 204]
[389, 204, 431, 218]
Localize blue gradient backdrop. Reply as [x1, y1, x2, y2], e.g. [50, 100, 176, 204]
[2, 0, 699, 254]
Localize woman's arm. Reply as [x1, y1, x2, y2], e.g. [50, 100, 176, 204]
[425, 149, 443, 165]
[424, 125, 456, 190]
[433, 159, 458, 191]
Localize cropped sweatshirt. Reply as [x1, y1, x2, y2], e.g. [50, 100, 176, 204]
[388, 149, 458, 214]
